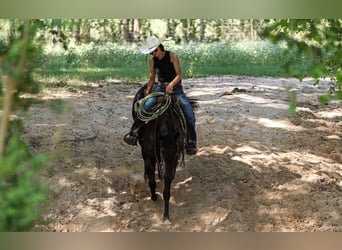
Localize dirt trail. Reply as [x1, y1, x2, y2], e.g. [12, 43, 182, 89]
[22, 75, 342, 232]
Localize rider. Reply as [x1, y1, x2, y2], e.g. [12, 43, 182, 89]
[123, 35, 197, 155]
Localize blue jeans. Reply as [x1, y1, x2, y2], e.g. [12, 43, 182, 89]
[143, 83, 196, 141]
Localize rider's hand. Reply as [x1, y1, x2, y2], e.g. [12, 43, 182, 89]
[144, 88, 151, 96]
[166, 85, 174, 94]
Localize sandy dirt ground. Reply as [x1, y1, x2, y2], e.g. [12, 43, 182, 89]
[21, 75, 341, 232]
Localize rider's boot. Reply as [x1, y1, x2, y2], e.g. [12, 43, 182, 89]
[123, 119, 144, 146]
[185, 124, 197, 155]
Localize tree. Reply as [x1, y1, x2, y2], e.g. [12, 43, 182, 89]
[72, 19, 81, 45]
[199, 19, 206, 42]
[167, 19, 177, 41]
[262, 19, 342, 103]
[2, 19, 275, 46]
[133, 19, 140, 42]
[180, 19, 188, 44]
[0, 19, 47, 231]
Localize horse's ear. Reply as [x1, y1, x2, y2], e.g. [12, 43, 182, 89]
[133, 84, 148, 119]
[137, 84, 147, 100]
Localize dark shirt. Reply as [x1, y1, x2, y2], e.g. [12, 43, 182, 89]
[153, 51, 181, 84]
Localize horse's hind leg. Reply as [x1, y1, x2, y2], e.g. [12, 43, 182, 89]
[144, 159, 157, 201]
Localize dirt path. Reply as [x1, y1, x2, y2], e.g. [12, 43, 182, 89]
[22, 75, 341, 232]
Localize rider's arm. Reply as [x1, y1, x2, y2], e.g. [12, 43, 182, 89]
[145, 59, 155, 96]
[166, 52, 182, 94]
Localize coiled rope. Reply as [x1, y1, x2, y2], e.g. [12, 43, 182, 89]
[134, 92, 172, 123]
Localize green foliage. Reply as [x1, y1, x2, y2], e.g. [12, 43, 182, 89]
[262, 19, 342, 104]
[36, 42, 147, 82]
[0, 20, 48, 231]
[174, 40, 304, 78]
[35, 40, 305, 82]
[1, 21, 44, 111]
[0, 134, 48, 231]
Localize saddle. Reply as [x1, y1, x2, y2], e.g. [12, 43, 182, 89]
[135, 92, 172, 123]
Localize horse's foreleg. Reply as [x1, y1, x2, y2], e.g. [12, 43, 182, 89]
[144, 159, 157, 201]
[163, 176, 173, 220]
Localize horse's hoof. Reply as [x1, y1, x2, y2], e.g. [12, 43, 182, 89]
[151, 195, 157, 201]
[163, 215, 171, 222]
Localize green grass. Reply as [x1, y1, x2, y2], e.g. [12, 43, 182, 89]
[34, 40, 310, 83]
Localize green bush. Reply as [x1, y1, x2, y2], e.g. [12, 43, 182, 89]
[0, 134, 48, 231]
[0, 19, 49, 232]
[35, 40, 311, 82]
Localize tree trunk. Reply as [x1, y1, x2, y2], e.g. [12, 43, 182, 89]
[72, 19, 81, 45]
[102, 19, 108, 41]
[0, 22, 29, 156]
[199, 19, 205, 42]
[167, 19, 175, 40]
[250, 19, 255, 40]
[133, 19, 140, 42]
[123, 19, 130, 42]
[180, 19, 188, 44]
[82, 19, 91, 43]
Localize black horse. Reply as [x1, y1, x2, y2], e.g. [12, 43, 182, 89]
[130, 84, 191, 221]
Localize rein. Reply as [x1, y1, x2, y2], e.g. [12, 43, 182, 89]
[135, 92, 172, 123]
